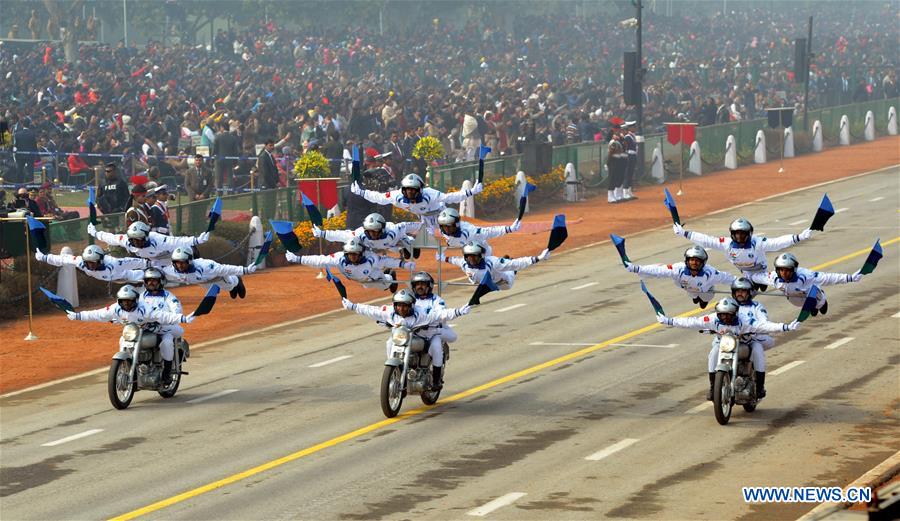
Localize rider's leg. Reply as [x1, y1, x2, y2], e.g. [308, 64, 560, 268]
[441, 325, 458, 343]
[707, 338, 719, 401]
[427, 335, 444, 390]
[750, 340, 767, 399]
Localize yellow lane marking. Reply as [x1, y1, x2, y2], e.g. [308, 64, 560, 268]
[110, 237, 898, 521]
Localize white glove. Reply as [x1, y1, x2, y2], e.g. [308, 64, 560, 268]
[787, 319, 801, 331]
[850, 270, 863, 282]
[181, 313, 195, 324]
[471, 182, 484, 195]
[510, 219, 522, 232]
[435, 251, 446, 262]
[285, 251, 300, 263]
[66, 310, 78, 321]
[245, 263, 258, 274]
[341, 298, 354, 310]
[625, 261, 639, 273]
[537, 248, 551, 262]
[311, 225, 323, 238]
[403, 261, 416, 271]
[673, 223, 685, 236]
[35, 250, 47, 262]
[87, 223, 97, 237]
[457, 305, 472, 315]
[350, 182, 363, 195]
[656, 314, 673, 326]
[196, 231, 210, 244]
[799, 228, 815, 241]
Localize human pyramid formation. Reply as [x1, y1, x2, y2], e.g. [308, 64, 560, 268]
[36, 145, 566, 391]
[610, 190, 882, 401]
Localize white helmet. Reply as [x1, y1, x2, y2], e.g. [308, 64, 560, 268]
[774, 252, 799, 270]
[438, 208, 461, 226]
[392, 288, 416, 306]
[729, 218, 753, 240]
[171, 247, 193, 263]
[343, 238, 365, 255]
[684, 245, 708, 266]
[714, 297, 740, 315]
[143, 267, 165, 287]
[82, 245, 105, 263]
[462, 242, 485, 257]
[116, 285, 140, 301]
[400, 174, 425, 190]
[126, 221, 151, 240]
[362, 213, 386, 232]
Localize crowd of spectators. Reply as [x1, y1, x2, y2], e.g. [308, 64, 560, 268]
[0, 2, 896, 193]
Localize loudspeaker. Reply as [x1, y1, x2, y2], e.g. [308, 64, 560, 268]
[624, 51, 640, 105]
[522, 143, 552, 175]
[793, 38, 808, 83]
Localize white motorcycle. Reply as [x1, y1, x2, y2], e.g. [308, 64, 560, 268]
[381, 325, 448, 418]
[711, 332, 759, 425]
[108, 323, 190, 410]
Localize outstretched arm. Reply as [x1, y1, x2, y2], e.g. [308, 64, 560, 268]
[68, 305, 118, 322]
[658, 314, 716, 330]
[321, 229, 356, 243]
[36, 251, 77, 267]
[674, 224, 729, 251]
[351, 182, 395, 205]
[628, 263, 680, 279]
[94, 230, 129, 248]
[432, 305, 472, 322]
[286, 253, 339, 268]
[439, 183, 483, 204]
[342, 299, 392, 322]
[759, 229, 814, 251]
[810, 270, 862, 285]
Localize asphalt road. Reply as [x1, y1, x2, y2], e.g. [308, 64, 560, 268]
[2, 167, 898, 521]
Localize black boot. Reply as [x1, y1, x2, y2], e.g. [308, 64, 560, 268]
[388, 271, 398, 293]
[692, 297, 700, 304]
[756, 371, 766, 400]
[707, 372, 715, 401]
[820, 301, 828, 315]
[236, 277, 246, 299]
[162, 360, 173, 385]
[698, 299, 709, 309]
[413, 248, 421, 259]
[431, 366, 443, 391]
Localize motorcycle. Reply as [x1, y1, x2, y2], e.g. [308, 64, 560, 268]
[108, 322, 190, 410]
[380, 325, 449, 418]
[711, 332, 759, 425]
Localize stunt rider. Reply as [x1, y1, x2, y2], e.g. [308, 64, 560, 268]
[351, 173, 484, 229]
[35, 244, 146, 283]
[410, 271, 458, 349]
[138, 268, 185, 381]
[437, 207, 521, 256]
[440, 241, 550, 290]
[624, 246, 735, 309]
[748, 253, 864, 316]
[161, 248, 258, 299]
[89, 221, 210, 267]
[314, 212, 421, 255]
[287, 238, 414, 292]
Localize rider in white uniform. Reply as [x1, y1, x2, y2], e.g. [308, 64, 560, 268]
[625, 246, 735, 308]
[89, 221, 210, 267]
[437, 207, 520, 256]
[441, 242, 550, 290]
[748, 253, 863, 315]
[35, 244, 146, 283]
[286, 238, 414, 291]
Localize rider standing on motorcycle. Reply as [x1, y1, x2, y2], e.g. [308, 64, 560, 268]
[287, 238, 414, 292]
[341, 289, 472, 391]
[35, 244, 146, 283]
[673, 218, 815, 291]
[88, 221, 210, 267]
[748, 253, 864, 316]
[624, 246, 736, 308]
[410, 271, 458, 348]
[66, 284, 195, 384]
[656, 297, 801, 401]
[139, 268, 184, 383]
[437, 208, 521, 256]
[440, 241, 550, 290]
[161, 248, 258, 299]
[313, 212, 422, 256]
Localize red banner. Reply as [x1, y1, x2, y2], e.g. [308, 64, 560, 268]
[682, 124, 696, 146]
[298, 178, 339, 209]
[666, 124, 681, 145]
[665, 124, 696, 145]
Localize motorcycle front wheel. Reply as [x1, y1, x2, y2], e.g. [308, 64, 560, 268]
[713, 371, 733, 425]
[380, 366, 404, 418]
[108, 359, 135, 410]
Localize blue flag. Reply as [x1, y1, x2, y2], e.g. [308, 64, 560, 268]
[547, 214, 568, 251]
[39, 287, 74, 313]
[663, 188, 681, 225]
[270, 220, 302, 253]
[610, 234, 630, 266]
[797, 285, 820, 322]
[87, 187, 98, 226]
[27, 215, 48, 253]
[193, 284, 220, 317]
[300, 191, 324, 228]
[640, 281, 665, 316]
[469, 271, 500, 306]
[517, 182, 537, 221]
[352, 144, 360, 162]
[859, 238, 882, 275]
[325, 268, 348, 299]
[478, 144, 492, 184]
[809, 193, 834, 231]
[351, 144, 361, 183]
[254, 231, 273, 266]
[206, 197, 222, 233]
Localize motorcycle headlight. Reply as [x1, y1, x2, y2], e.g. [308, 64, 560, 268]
[391, 327, 410, 346]
[719, 335, 737, 353]
[122, 324, 140, 342]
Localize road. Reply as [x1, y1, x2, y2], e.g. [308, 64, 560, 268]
[2, 167, 898, 521]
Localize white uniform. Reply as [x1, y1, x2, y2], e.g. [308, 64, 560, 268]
[441, 221, 514, 256]
[139, 289, 184, 361]
[629, 262, 736, 304]
[289, 251, 409, 290]
[749, 267, 859, 309]
[414, 294, 458, 344]
[678, 229, 809, 275]
[666, 314, 793, 373]
[322, 221, 422, 252]
[353, 185, 478, 227]
[35, 250, 146, 283]
[445, 254, 541, 290]
[94, 230, 206, 266]
[71, 302, 186, 361]
[161, 259, 249, 293]
[345, 301, 469, 367]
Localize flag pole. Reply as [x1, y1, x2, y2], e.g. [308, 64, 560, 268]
[315, 179, 325, 279]
[23, 219, 37, 341]
[778, 122, 785, 173]
[677, 125, 684, 195]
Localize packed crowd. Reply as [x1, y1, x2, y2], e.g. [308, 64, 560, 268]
[1, 3, 896, 192]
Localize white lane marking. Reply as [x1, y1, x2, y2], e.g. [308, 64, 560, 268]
[571, 282, 599, 290]
[892, 311, 900, 318]
[495, 303, 526, 313]
[309, 355, 353, 368]
[42, 429, 103, 447]
[869, 196, 885, 202]
[824, 337, 854, 350]
[186, 389, 239, 404]
[686, 402, 712, 414]
[835, 207, 849, 213]
[530, 342, 596, 346]
[612, 343, 679, 348]
[585, 438, 640, 461]
[467, 493, 527, 517]
[770, 360, 806, 376]
[788, 219, 808, 226]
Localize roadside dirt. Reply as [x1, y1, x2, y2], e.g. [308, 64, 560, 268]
[1, 136, 897, 393]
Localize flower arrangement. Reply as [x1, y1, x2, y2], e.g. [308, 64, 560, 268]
[290, 211, 348, 249]
[391, 207, 420, 223]
[411, 136, 445, 161]
[293, 150, 330, 179]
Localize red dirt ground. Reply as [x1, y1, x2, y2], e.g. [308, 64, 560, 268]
[2, 136, 898, 393]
